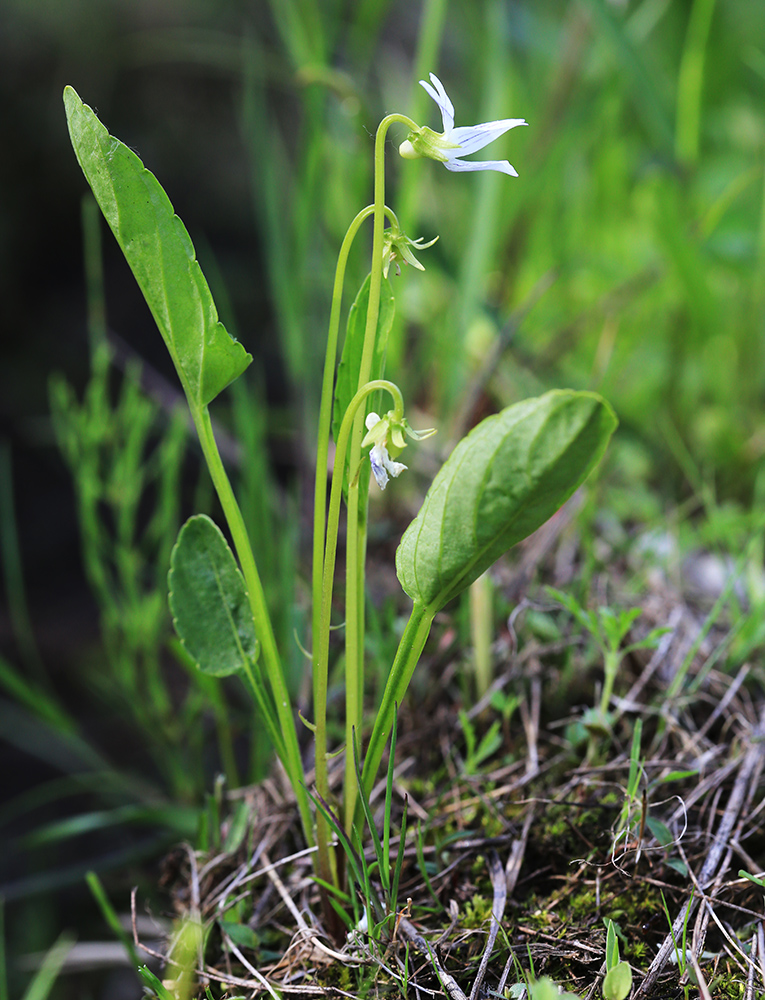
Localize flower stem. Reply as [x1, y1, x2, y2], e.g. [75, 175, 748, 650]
[343, 113, 418, 836]
[313, 380, 403, 887]
[361, 601, 435, 803]
[311, 204, 398, 670]
[600, 650, 620, 717]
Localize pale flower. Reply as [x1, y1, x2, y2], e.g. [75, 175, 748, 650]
[381, 224, 438, 278]
[364, 413, 407, 490]
[399, 72, 527, 176]
[362, 411, 436, 490]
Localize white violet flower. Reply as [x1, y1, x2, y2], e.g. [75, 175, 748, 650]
[364, 413, 408, 490]
[399, 72, 527, 176]
[362, 411, 436, 491]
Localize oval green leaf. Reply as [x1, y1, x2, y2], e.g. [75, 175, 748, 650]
[603, 962, 632, 1000]
[168, 515, 259, 676]
[396, 390, 617, 611]
[63, 86, 251, 407]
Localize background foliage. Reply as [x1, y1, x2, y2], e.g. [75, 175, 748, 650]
[1, 0, 764, 994]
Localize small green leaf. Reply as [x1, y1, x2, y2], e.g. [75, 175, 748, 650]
[739, 869, 765, 888]
[605, 919, 619, 971]
[219, 919, 259, 950]
[603, 962, 633, 1000]
[606, 920, 619, 972]
[169, 515, 258, 676]
[600, 606, 642, 649]
[624, 626, 672, 654]
[645, 814, 673, 847]
[659, 769, 698, 783]
[63, 86, 251, 407]
[529, 977, 581, 1000]
[223, 800, 250, 854]
[397, 390, 617, 611]
[332, 272, 395, 492]
[665, 856, 688, 877]
[471, 720, 502, 771]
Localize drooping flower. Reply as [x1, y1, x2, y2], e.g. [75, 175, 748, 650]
[381, 224, 439, 278]
[399, 72, 527, 176]
[363, 411, 436, 490]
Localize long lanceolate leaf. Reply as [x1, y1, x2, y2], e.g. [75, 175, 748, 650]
[64, 87, 313, 847]
[63, 87, 251, 408]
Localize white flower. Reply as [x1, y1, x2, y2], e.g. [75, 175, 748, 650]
[364, 413, 407, 491]
[399, 72, 527, 176]
[362, 411, 436, 491]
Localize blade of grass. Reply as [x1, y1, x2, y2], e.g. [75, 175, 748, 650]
[667, 528, 764, 700]
[382, 709, 399, 893]
[0, 656, 77, 736]
[0, 447, 47, 685]
[266, 0, 326, 67]
[138, 967, 175, 1000]
[415, 820, 442, 910]
[85, 871, 141, 969]
[352, 729, 388, 893]
[675, 0, 717, 165]
[24, 803, 199, 848]
[582, 0, 674, 154]
[19, 934, 74, 1000]
[389, 794, 408, 926]
[0, 700, 121, 778]
[1, 833, 170, 902]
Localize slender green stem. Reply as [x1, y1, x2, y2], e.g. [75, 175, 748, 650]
[313, 380, 404, 886]
[345, 497, 368, 834]
[311, 204, 398, 664]
[343, 482, 363, 835]
[169, 636, 241, 788]
[361, 601, 435, 804]
[600, 650, 620, 716]
[343, 113, 418, 835]
[469, 572, 494, 700]
[192, 405, 314, 847]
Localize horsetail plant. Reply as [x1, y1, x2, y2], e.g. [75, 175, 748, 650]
[63, 73, 617, 926]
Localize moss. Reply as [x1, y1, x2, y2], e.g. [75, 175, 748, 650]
[480, 810, 506, 838]
[630, 940, 647, 962]
[707, 972, 746, 1000]
[567, 888, 599, 919]
[462, 894, 493, 928]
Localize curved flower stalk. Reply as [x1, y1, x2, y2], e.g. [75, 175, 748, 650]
[339, 75, 527, 840]
[399, 72, 528, 176]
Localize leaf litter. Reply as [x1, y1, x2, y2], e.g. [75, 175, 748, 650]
[134, 503, 765, 998]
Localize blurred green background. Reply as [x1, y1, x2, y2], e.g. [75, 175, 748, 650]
[1, 0, 764, 994]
